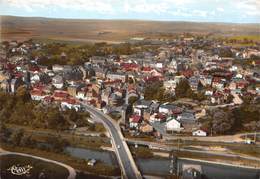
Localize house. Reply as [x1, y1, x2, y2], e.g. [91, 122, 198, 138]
[0, 79, 11, 92]
[192, 129, 207, 136]
[133, 99, 153, 116]
[76, 89, 89, 101]
[177, 111, 196, 124]
[149, 102, 160, 113]
[10, 78, 23, 93]
[30, 73, 50, 84]
[204, 75, 213, 86]
[90, 56, 106, 64]
[52, 75, 64, 89]
[159, 103, 182, 115]
[176, 111, 197, 132]
[189, 76, 200, 91]
[165, 117, 183, 132]
[140, 123, 154, 133]
[129, 114, 142, 129]
[42, 96, 54, 104]
[150, 69, 162, 77]
[256, 84, 260, 94]
[149, 113, 166, 123]
[30, 90, 46, 101]
[106, 72, 127, 82]
[94, 67, 107, 79]
[63, 67, 83, 81]
[211, 91, 225, 104]
[205, 90, 213, 96]
[164, 80, 177, 92]
[67, 85, 80, 97]
[121, 62, 139, 71]
[212, 77, 225, 90]
[61, 98, 81, 111]
[52, 65, 64, 73]
[108, 92, 123, 106]
[53, 90, 69, 101]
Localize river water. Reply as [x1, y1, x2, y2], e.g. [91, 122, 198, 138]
[65, 146, 259, 179]
[136, 158, 260, 179]
[65, 147, 118, 166]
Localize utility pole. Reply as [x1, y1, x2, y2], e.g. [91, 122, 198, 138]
[177, 138, 180, 151]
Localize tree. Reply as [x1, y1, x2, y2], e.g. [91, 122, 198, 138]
[0, 123, 11, 142]
[9, 129, 24, 146]
[144, 81, 163, 101]
[175, 79, 192, 98]
[16, 86, 31, 102]
[94, 123, 106, 132]
[46, 135, 69, 153]
[128, 96, 139, 105]
[45, 107, 67, 130]
[20, 135, 35, 147]
[211, 109, 235, 134]
[243, 121, 260, 131]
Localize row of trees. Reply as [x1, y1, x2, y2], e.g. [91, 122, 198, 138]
[144, 79, 206, 102]
[144, 81, 175, 103]
[0, 126, 69, 153]
[33, 42, 148, 67]
[174, 79, 206, 101]
[0, 87, 90, 131]
[200, 98, 260, 134]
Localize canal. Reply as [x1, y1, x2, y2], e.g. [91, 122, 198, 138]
[65, 146, 260, 178]
[136, 158, 260, 179]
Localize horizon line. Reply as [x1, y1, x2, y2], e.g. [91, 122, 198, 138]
[1, 14, 260, 25]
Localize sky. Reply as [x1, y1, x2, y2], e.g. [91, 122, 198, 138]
[0, 0, 260, 23]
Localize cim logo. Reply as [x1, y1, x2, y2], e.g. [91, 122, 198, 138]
[7, 165, 33, 175]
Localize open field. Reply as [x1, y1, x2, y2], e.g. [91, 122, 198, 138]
[1, 16, 260, 43]
[228, 35, 260, 41]
[0, 154, 69, 179]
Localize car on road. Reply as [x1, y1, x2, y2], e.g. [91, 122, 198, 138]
[117, 145, 121, 149]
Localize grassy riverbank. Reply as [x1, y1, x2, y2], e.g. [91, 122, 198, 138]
[1, 143, 120, 176]
[152, 150, 260, 168]
[6, 124, 111, 150]
[0, 154, 69, 179]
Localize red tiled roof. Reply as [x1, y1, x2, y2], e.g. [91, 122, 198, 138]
[181, 70, 194, 78]
[212, 77, 222, 83]
[62, 98, 77, 105]
[104, 79, 122, 85]
[30, 90, 44, 96]
[29, 66, 40, 72]
[43, 96, 54, 102]
[144, 76, 160, 83]
[130, 115, 142, 123]
[14, 72, 23, 78]
[142, 67, 152, 72]
[155, 113, 166, 120]
[121, 63, 139, 70]
[53, 91, 69, 98]
[213, 91, 224, 97]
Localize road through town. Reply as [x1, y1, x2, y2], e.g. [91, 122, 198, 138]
[83, 104, 142, 179]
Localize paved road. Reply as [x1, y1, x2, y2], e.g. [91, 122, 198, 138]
[126, 139, 260, 164]
[83, 104, 142, 179]
[0, 149, 76, 179]
[163, 132, 260, 143]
